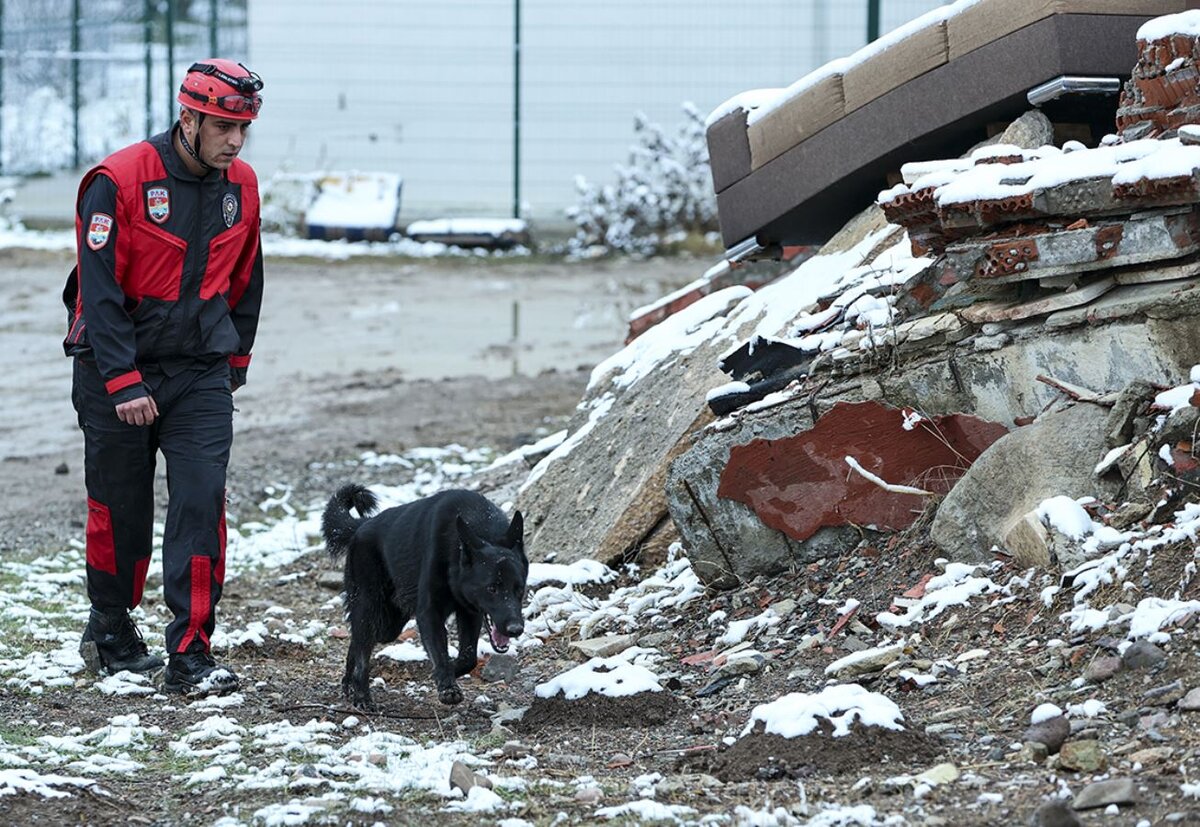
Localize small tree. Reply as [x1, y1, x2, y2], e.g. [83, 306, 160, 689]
[566, 102, 718, 256]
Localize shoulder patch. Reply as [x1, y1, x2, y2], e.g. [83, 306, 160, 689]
[147, 186, 170, 224]
[86, 213, 114, 251]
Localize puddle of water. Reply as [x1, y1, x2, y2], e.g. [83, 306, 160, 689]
[1, 256, 702, 457]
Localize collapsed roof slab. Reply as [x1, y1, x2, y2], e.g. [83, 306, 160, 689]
[710, 13, 1158, 249]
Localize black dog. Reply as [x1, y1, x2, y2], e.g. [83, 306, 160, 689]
[322, 485, 528, 709]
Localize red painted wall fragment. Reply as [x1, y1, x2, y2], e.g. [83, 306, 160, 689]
[717, 401, 1008, 542]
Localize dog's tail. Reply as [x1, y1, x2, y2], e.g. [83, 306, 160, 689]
[321, 483, 378, 559]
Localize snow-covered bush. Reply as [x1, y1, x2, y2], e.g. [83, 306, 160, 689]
[565, 102, 717, 257]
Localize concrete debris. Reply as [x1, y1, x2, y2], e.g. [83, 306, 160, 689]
[448, 760, 493, 796]
[1122, 639, 1167, 671]
[932, 404, 1119, 565]
[1022, 715, 1070, 756]
[1056, 739, 1107, 773]
[570, 634, 640, 659]
[1070, 778, 1137, 811]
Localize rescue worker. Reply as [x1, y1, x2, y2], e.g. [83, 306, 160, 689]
[63, 59, 265, 696]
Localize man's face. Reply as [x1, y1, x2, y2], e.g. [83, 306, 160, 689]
[188, 113, 251, 170]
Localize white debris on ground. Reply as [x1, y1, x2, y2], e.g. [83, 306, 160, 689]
[523, 545, 704, 642]
[875, 562, 1005, 629]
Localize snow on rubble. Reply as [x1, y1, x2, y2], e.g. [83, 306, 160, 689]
[875, 562, 1006, 630]
[521, 225, 927, 494]
[535, 651, 665, 700]
[742, 684, 905, 739]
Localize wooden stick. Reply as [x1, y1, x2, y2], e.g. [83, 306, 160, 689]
[1035, 374, 1101, 403]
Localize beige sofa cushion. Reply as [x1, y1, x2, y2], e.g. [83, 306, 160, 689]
[844, 20, 950, 113]
[948, 0, 1191, 60]
[748, 68, 846, 171]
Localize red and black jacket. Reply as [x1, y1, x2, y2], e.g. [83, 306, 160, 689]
[63, 126, 264, 403]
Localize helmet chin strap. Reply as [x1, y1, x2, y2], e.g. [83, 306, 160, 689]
[179, 112, 211, 170]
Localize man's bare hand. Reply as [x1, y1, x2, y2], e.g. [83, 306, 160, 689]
[115, 395, 159, 426]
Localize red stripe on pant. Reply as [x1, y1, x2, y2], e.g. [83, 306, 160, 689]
[178, 556, 212, 653]
[85, 498, 117, 576]
[215, 495, 227, 586]
[132, 557, 151, 607]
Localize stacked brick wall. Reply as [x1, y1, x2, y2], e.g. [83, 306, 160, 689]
[1117, 30, 1200, 140]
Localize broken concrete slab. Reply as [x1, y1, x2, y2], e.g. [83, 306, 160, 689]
[944, 210, 1200, 285]
[1112, 256, 1200, 285]
[931, 403, 1122, 563]
[671, 302, 1200, 585]
[958, 277, 1115, 324]
[716, 401, 1006, 543]
[1045, 277, 1200, 328]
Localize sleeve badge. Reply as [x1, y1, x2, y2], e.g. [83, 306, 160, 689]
[86, 213, 114, 251]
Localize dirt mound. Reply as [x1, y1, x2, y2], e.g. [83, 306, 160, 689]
[519, 690, 679, 730]
[692, 722, 944, 782]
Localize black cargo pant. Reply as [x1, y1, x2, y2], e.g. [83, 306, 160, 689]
[72, 357, 232, 654]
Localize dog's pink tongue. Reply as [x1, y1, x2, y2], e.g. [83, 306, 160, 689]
[490, 628, 510, 650]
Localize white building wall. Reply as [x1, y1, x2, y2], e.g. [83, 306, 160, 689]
[247, 0, 943, 225]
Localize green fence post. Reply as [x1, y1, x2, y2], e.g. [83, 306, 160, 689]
[165, 0, 175, 127]
[72, 0, 81, 168]
[144, 0, 153, 136]
[512, 0, 521, 220]
[867, 0, 881, 43]
[209, 0, 218, 56]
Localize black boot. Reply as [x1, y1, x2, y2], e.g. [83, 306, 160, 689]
[79, 607, 165, 676]
[163, 650, 239, 697]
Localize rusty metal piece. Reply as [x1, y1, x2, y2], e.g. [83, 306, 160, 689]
[1094, 224, 1123, 260]
[976, 238, 1039, 279]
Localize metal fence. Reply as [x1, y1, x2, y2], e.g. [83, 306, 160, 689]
[0, 0, 943, 223]
[0, 0, 247, 174]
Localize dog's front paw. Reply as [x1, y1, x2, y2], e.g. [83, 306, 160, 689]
[346, 685, 376, 711]
[438, 684, 463, 705]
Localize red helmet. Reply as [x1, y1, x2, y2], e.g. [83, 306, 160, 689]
[177, 59, 263, 120]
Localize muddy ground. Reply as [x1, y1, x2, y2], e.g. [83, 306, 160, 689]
[2, 248, 1200, 825]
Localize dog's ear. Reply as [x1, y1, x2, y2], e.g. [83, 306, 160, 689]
[505, 510, 524, 550]
[506, 510, 528, 574]
[457, 515, 483, 563]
